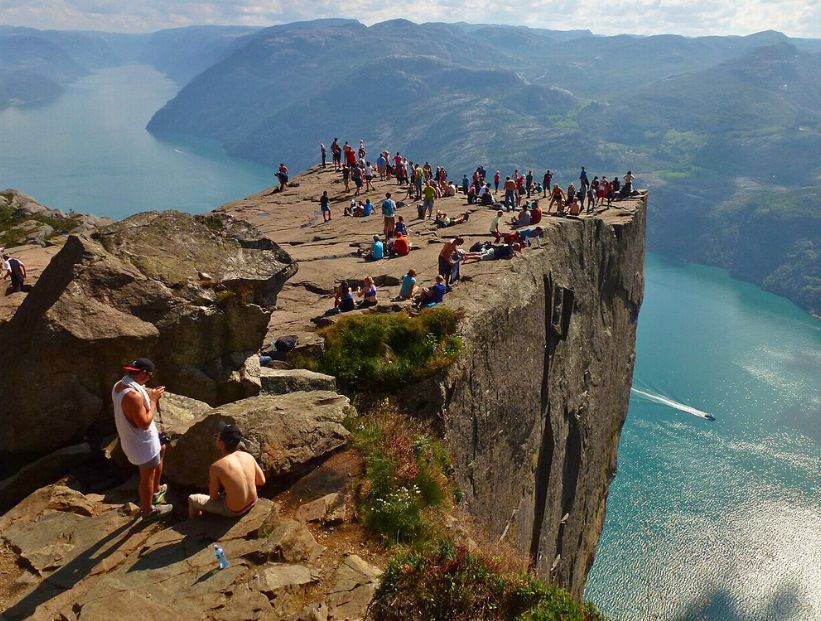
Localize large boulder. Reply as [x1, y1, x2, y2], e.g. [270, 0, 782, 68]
[165, 391, 353, 490]
[0, 210, 297, 456]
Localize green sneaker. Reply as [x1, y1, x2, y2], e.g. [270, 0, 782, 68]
[152, 484, 168, 504]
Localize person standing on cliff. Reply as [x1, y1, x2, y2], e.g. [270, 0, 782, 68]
[579, 166, 589, 194]
[381, 192, 397, 238]
[2, 253, 27, 293]
[320, 190, 331, 222]
[276, 163, 289, 192]
[438, 237, 464, 287]
[320, 143, 326, 168]
[112, 358, 172, 520]
[331, 138, 341, 170]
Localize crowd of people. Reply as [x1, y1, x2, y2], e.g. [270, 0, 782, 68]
[301, 138, 637, 316]
[108, 145, 636, 524]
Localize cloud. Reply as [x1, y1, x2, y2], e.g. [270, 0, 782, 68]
[0, 0, 819, 38]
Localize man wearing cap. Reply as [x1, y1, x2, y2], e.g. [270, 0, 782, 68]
[188, 422, 266, 519]
[112, 358, 172, 519]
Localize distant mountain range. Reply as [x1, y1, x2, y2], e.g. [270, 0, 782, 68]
[1, 20, 819, 314]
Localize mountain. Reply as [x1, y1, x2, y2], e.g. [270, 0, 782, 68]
[0, 26, 121, 108]
[0, 25, 260, 108]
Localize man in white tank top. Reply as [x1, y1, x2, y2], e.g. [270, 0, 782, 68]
[113, 358, 172, 519]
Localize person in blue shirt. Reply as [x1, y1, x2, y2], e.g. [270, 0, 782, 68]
[381, 192, 397, 237]
[416, 275, 448, 307]
[462, 175, 469, 196]
[518, 226, 545, 248]
[361, 199, 374, 216]
[398, 269, 417, 299]
[579, 166, 589, 192]
[394, 215, 407, 236]
[364, 235, 384, 261]
[320, 190, 331, 222]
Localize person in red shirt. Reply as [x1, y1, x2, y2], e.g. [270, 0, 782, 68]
[493, 170, 501, 192]
[530, 202, 542, 224]
[392, 231, 410, 256]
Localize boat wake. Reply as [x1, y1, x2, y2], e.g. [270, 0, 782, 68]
[630, 387, 715, 421]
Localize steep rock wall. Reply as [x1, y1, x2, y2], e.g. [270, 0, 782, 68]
[440, 198, 645, 598]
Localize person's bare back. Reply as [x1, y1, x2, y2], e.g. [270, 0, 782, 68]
[211, 451, 264, 513]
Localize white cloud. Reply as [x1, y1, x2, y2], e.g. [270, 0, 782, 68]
[0, 0, 818, 38]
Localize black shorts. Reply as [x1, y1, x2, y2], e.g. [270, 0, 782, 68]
[438, 255, 451, 278]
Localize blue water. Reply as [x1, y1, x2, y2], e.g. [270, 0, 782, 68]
[585, 255, 821, 620]
[2, 65, 819, 620]
[0, 65, 272, 218]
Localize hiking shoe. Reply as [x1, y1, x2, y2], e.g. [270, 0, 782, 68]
[152, 484, 168, 504]
[142, 504, 173, 522]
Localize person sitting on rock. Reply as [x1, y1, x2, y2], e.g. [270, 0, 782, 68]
[530, 201, 543, 224]
[398, 269, 417, 299]
[333, 280, 356, 313]
[357, 276, 378, 308]
[414, 275, 448, 308]
[363, 235, 384, 261]
[188, 422, 265, 519]
[112, 358, 172, 520]
[510, 205, 531, 228]
[394, 215, 408, 236]
[389, 231, 411, 257]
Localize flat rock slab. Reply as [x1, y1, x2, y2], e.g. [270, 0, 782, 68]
[259, 367, 336, 395]
[0, 486, 371, 621]
[164, 391, 354, 490]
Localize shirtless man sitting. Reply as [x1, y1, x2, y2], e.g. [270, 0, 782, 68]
[188, 422, 266, 519]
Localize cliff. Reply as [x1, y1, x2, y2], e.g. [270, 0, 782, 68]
[216, 166, 646, 596]
[0, 166, 644, 612]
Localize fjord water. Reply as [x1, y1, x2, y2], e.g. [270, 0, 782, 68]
[585, 255, 820, 620]
[0, 65, 271, 218]
[3, 66, 819, 620]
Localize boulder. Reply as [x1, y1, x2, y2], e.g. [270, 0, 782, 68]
[326, 554, 382, 620]
[164, 391, 354, 490]
[0, 443, 92, 510]
[295, 492, 349, 525]
[6, 219, 54, 246]
[259, 367, 337, 395]
[0, 210, 297, 456]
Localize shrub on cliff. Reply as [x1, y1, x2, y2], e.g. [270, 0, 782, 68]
[369, 540, 606, 621]
[346, 400, 454, 545]
[298, 307, 463, 391]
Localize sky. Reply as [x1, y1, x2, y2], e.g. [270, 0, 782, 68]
[0, 0, 819, 38]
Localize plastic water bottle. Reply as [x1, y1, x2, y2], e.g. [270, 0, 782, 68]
[213, 544, 229, 570]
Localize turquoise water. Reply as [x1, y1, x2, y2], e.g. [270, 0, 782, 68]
[585, 254, 821, 620]
[0, 65, 272, 219]
[2, 65, 819, 620]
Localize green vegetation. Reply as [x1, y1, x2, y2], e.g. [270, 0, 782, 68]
[347, 402, 606, 620]
[0, 204, 83, 247]
[345, 401, 454, 545]
[296, 307, 463, 391]
[370, 539, 606, 621]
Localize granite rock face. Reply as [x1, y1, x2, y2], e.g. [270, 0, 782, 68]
[164, 391, 354, 490]
[437, 198, 646, 598]
[0, 210, 296, 456]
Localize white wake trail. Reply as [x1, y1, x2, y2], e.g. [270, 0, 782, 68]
[630, 387, 715, 420]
